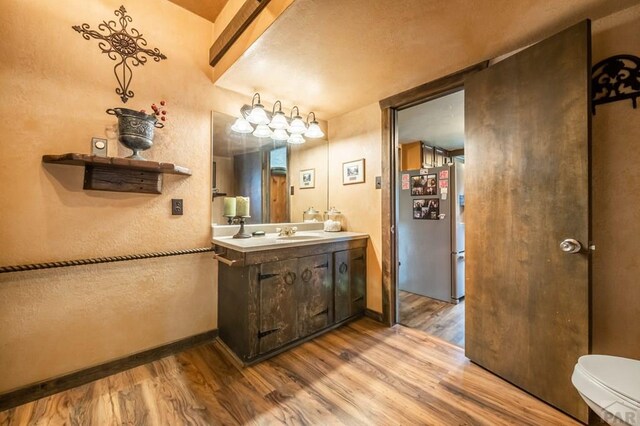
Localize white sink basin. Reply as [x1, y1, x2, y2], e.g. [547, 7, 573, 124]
[277, 234, 323, 241]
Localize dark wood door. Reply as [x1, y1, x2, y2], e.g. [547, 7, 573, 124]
[258, 258, 298, 354]
[465, 21, 590, 422]
[297, 254, 332, 336]
[269, 173, 288, 223]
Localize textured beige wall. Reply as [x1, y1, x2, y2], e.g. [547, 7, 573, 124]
[0, 0, 217, 393]
[591, 5, 640, 359]
[328, 103, 382, 313]
[289, 140, 329, 223]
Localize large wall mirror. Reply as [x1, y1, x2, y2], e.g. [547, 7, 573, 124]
[211, 111, 329, 225]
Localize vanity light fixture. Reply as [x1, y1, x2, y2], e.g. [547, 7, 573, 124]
[231, 116, 254, 134]
[269, 100, 288, 130]
[252, 123, 273, 138]
[288, 106, 307, 134]
[230, 93, 320, 145]
[304, 112, 325, 139]
[246, 93, 270, 125]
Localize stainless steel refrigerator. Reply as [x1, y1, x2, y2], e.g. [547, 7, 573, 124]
[397, 162, 465, 303]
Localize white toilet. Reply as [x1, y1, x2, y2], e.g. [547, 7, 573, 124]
[572, 355, 640, 426]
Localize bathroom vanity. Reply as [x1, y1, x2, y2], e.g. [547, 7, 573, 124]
[212, 228, 368, 365]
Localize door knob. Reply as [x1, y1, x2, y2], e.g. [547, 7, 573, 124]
[560, 238, 582, 254]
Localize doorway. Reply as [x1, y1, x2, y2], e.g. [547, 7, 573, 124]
[380, 21, 591, 423]
[395, 90, 466, 348]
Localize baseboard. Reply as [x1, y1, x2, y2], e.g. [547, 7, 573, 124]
[365, 308, 384, 323]
[0, 329, 218, 412]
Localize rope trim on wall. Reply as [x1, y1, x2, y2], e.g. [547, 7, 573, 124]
[0, 247, 215, 274]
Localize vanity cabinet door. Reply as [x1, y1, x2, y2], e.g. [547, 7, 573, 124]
[334, 248, 367, 322]
[297, 254, 332, 336]
[258, 258, 298, 354]
[334, 250, 351, 322]
[349, 248, 366, 315]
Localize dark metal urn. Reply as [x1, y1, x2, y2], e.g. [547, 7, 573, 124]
[106, 108, 164, 160]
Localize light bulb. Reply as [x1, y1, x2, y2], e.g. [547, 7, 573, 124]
[287, 133, 306, 144]
[247, 104, 270, 125]
[231, 117, 253, 134]
[304, 121, 324, 138]
[289, 116, 307, 134]
[269, 111, 288, 130]
[271, 128, 289, 141]
[252, 123, 273, 138]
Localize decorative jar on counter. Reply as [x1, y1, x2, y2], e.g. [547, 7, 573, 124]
[303, 207, 322, 223]
[324, 207, 344, 232]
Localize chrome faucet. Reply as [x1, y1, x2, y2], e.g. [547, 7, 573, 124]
[276, 226, 297, 237]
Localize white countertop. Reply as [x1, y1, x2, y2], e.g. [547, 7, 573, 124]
[212, 230, 369, 253]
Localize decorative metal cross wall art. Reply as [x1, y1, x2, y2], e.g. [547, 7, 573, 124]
[592, 54, 640, 114]
[73, 5, 167, 103]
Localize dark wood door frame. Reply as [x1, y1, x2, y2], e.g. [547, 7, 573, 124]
[378, 62, 488, 325]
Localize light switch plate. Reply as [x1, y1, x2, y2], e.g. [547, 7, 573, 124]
[91, 137, 108, 156]
[375, 176, 382, 189]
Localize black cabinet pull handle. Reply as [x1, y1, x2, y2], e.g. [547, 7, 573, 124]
[284, 271, 296, 285]
[301, 268, 312, 282]
[258, 328, 280, 339]
[339, 262, 348, 274]
[313, 307, 329, 317]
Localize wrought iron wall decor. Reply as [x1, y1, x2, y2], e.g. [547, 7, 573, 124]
[592, 54, 640, 114]
[73, 5, 167, 103]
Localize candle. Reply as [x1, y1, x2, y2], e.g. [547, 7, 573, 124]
[236, 196, 250, 217]
[223, 197, 236, 217]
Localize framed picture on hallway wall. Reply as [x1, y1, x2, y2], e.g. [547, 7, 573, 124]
[343, 158, 365, 185]
[300, 168, 315, 189]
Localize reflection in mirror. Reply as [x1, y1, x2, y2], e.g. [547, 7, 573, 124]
[211, 111, 328, 225]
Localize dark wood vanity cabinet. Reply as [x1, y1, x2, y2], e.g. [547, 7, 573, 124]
[216, 238, 367, 364]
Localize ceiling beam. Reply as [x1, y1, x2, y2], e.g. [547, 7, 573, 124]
[209, 0, 271, 67]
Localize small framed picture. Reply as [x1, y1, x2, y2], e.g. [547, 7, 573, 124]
[425, 173, 437, 195]
[299, 168, 315, 189]
[410, 175, 428, 196]
[343, 158, 365, 185]
[413, 198, 440, 220]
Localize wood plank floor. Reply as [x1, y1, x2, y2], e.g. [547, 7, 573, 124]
[0, 318, 579, 425]
[399, 290, 466, 347]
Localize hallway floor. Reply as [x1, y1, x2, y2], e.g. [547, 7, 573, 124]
[0, 318, 577, 425]
[398, 290, 465, 347]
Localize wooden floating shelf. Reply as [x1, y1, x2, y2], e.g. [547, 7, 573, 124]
[42, 153, 191, 194]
